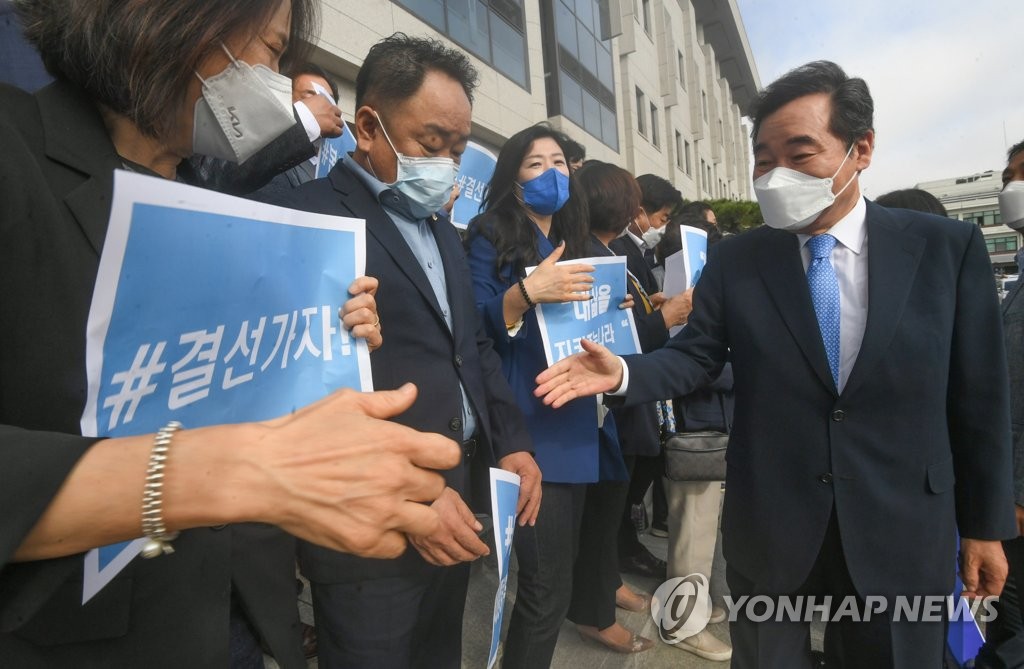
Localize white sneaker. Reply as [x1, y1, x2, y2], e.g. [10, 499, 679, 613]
[673, 629, 732, 661]
[709, 606, 727, 624]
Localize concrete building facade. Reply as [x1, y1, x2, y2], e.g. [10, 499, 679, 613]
[309, 0, 759, 201]
[917, 170, 1016, 272]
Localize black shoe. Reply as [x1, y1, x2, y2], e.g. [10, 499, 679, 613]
[649, 520, 668, 538]
[620, 549, 667, 580]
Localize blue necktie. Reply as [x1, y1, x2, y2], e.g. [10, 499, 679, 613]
[806, 234, 841, 388]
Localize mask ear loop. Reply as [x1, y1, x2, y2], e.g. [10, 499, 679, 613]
[193, 43, 238, 86]
[830, 141, 861, 199]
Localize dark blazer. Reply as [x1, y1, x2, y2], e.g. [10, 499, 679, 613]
[1003, 280, 1024, 506]
[617, 203, 1016, 597]
[278, 161, 531, 583]
[0, 81, 304, 668]
[465, 219, 602, 483]
[590, 237, 667, 457]
[610, 234, 658, 295]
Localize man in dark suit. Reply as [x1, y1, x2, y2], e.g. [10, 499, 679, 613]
[273, 34, 540, 669]
[977, 139, 1024, 668]
[610, 173, 690, 577]
[537, 60, 1016, 667]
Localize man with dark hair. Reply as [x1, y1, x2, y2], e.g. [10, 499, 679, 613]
[679, 200, 717, 227]
[536, 60, 1015, 667]
[292, 61, 339, 101]
[977, 139, 1024, 668]
[564, 137, 586, 171]
[274, 33, 541, 669]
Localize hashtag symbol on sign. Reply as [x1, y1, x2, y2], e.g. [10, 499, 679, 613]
[103, 342, 167, 430]
[504, 516, 516, 550]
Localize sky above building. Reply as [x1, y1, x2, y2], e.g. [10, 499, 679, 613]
[734, 0, 1024, 197]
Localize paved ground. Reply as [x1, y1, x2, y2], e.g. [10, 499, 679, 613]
[276, 529, 745, 669]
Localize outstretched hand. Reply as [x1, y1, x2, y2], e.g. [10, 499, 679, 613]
[534, 338, 624, 408]
[522, 242, 595, 304]
[251, 383, 460, 559]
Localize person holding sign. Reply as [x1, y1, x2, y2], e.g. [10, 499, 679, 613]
[465, 124, 614, 668]
[0, 1, 460, 666]
[274, 34, 540, 669]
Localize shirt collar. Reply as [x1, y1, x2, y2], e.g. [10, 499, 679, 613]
[797, 195, 867, 255]
[626, 229, 646, 250]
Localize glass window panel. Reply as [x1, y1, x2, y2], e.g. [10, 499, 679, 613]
[560, 70, 583, 125]
[490, 12, 526, 86]
[489, 0, 524, 30]
[596, 44, 613, 90]
[577, 21, 597, 76]
[582, 88, 601, 138]
[601, 103, 618, 149]
[447, 0, 491, 61]
[398, 0, 445, 30]
[555, 0, 578, 56]
[576, 0, 594, 35]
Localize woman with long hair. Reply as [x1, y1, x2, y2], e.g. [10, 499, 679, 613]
[465, 124, 603, 667]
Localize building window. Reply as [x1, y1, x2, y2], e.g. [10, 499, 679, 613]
[650, 102, 659, 148]
[677, 51, 686, 89]
[962, 209, 1003, 227]
[396, 0, 528, 87]
[700, 158, 707, 190]
[675, 131, 683, 168]
[635, 87, 646, 136]
[545, 0, 618, 149]
[986, 234, 1019, 254]
[701, 90, 708, 121]
[641, 0, 651, 35]
[684, 139, 692, 175]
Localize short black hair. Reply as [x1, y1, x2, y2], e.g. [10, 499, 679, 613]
[875, 188, 947, 217]
[750, 60, 873, 148]
[679, 201, 713, 219]
[635, 174, 682, 214]
[356, 33, 478, 109]
[290, 61, 338, 100]
[564, 138, 586, 164]
[575, 161, 642, 236]
[1010, 140, 1024, 163]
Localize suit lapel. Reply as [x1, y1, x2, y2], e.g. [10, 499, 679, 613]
[37, 83, 120, 255]
[433, 217, 465, 341]
[756, 228, 838, 394]
[841, 204, 925, 397]
[329, 164, 448, 327]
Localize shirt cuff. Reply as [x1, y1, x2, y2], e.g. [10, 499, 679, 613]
[607, 356, 629, 395]
[294, 101, 322, 142]
[506, 318, 525, 337]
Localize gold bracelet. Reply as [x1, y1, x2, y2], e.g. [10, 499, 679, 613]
[140, 421, 183, 558]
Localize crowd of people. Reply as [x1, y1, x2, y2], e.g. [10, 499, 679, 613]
[3, 0, 1024, 668]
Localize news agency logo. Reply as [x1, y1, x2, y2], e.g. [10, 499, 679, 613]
[572, 284, 612, 322]
[651, 574, 712, 643]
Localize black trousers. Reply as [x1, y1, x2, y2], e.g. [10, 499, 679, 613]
[976, 535, 1024, 667]
[309, 563, 470, 669]
[727, 511, 946, 669]
[618, 454, 667, 558]
[567, 479, 631, 630]
[502, 482, 586, 669]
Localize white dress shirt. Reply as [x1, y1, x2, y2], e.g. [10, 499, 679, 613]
[611, 195, 870, 395]
[797, 195, 869, 393]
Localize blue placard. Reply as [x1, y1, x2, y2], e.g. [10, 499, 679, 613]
[316, 122, 357, 179]
[80, 171, 371, 602]
[487, 468, 521, 669]
[450, 141, 497, 229]
[532, 256, 642, 365]
[682, 225, 708, 288]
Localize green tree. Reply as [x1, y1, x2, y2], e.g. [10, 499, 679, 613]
[706, 199, 763, 233]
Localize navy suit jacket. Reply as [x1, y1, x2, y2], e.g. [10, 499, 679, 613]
[1002, 280, 1024, 506]
[617, 201, 1016, 597]
[277, 161, 531, 583]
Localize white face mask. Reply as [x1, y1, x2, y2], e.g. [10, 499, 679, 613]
[192, 45, 296, 164]
[999, 181, 1024, 230]
[642, 224, 666, 248]
[753, 143, 858, 232]
[373, 111, 458, 220]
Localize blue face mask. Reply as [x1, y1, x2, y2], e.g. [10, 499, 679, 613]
[519, 168, 570, 215]
[374, 111, 457, 220]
